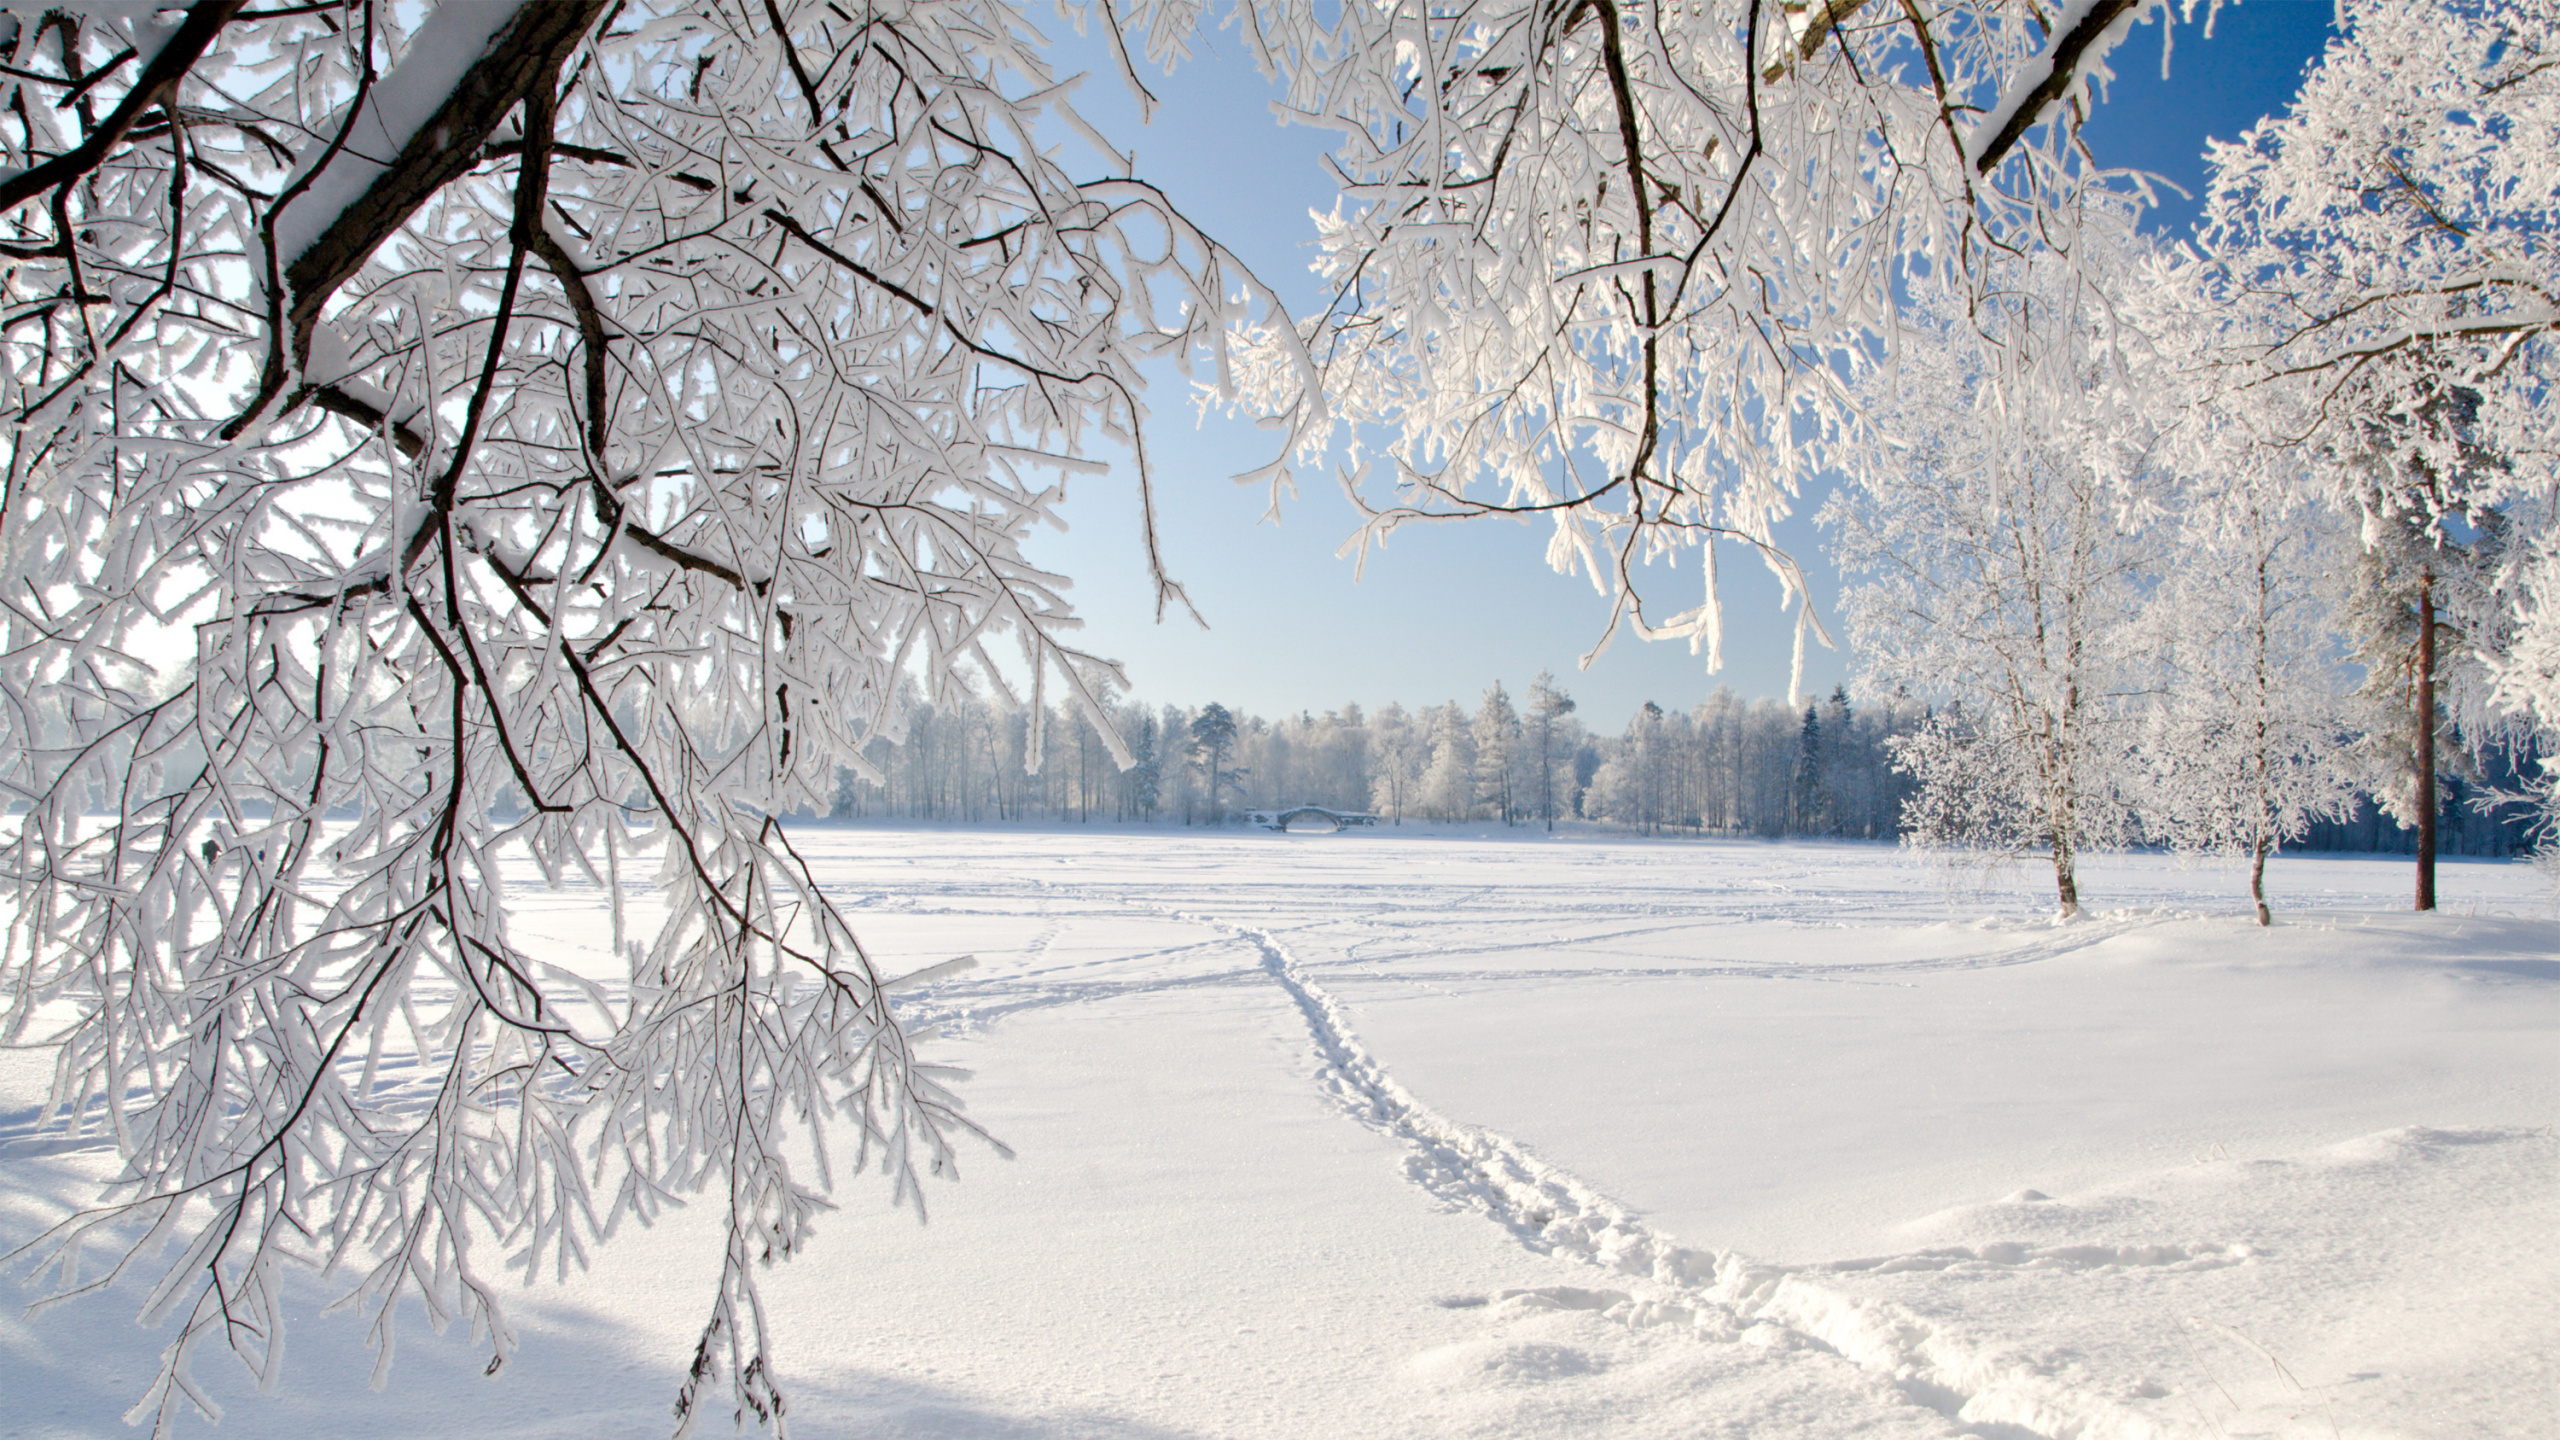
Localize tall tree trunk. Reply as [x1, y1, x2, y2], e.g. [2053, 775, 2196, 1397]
[2052, 834, 2080, 919]
[2417, 573, 2438, 912]
[2252, 523, 2276, 928]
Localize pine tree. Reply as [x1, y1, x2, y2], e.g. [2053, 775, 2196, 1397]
[1128, 711, 1163, 821]
[2332, 440, 2515, 910]
[1191, 703, 1242, 823]
[1793, 704, 1827, 836]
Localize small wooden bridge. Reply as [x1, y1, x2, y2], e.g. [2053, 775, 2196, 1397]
[1246, 805, 1381, 832]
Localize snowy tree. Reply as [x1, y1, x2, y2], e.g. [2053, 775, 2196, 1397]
[1218, 0, 2189, 672]
[1829, 230, 2161, 915]
[1689, 689, 1747, 832]
[1147, 702, 1190, 821]
[1472, 681, 1522, 823]
[2166, 0, 2557, 899]
[1240, 710, 1292, 806]
[2142, 482, 2362, 923]
[1190, 702, 1244, 821]
[2185, 0, 2555, 533]
[0, 0, 1314, 1428]
[1287, 704, 1373, 812]
[1421, 700, 1477, 822]
[1526, 672, 1578, 831]
[1593, 700, 1681, 835]
[1368, 702, 1425, 823]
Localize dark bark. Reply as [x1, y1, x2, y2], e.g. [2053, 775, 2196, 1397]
[279, 0, 606, 349]
[2416, 574, 2438, 911]
[2250, 836, 2271, 927]
[0, 2, 250, 214]
[1970, 0, 2146, 175]
[226, 0, 611, 439]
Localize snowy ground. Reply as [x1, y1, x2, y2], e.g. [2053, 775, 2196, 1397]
[5, 829, 2555, 1439]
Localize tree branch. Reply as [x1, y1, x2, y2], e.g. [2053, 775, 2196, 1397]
[1972, 0, 2144, 176]
[0, 2, 247, 214]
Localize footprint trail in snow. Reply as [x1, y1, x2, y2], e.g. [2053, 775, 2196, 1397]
[1207, 913, 2197, 1440]
[788, 834, 2559, 1440]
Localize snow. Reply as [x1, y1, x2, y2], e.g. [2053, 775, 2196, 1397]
[4, 830, 2554, 1439]
[268, 3, 523, 278]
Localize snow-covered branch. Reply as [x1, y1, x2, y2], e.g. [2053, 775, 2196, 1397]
[0, 1, 1304, 1430]
[1213, 0, 2170, 673]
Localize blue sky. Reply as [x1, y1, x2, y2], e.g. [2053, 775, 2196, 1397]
[1021, 1, 2342, 729]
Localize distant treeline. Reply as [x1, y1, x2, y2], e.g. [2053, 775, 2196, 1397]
[831, 680, 2537, 853]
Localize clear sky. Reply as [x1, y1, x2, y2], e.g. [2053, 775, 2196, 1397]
[1020, 1, 2343, 729]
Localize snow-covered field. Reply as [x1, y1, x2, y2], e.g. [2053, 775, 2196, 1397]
[5, 829, 2555, 1439]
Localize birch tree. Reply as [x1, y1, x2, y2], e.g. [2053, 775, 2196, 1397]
[2143, 483, 2361, 923]
[1829, 233, 2161, 915]
[0, 1, 1304, 1430]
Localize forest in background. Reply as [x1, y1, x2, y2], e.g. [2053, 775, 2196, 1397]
[825, 680, 2541, 857]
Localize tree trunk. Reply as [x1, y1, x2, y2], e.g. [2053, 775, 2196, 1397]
[2250, 835, 2272, 927]
[2417, 574, 2438, 912]
[2052, 835, 2080, 919]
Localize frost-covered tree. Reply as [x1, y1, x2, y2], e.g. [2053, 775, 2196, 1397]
[2187, 0, 2555, 521]
[1367, 702, 1425, 823]
[2166, 0, 2557, 898]
[0, 0, 1310, 1428]
[2142, 484, 2361, 923]
[1830, 230, 2161, 916]
[1471, 681, 1522, 823]
[1526, 672, 1578, 831]
[1220, 0, 2189, 670]
[1420, 700, 1477, 821]
[1315, 704, 1375, 811]
[1592, 700, 1681, 835]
